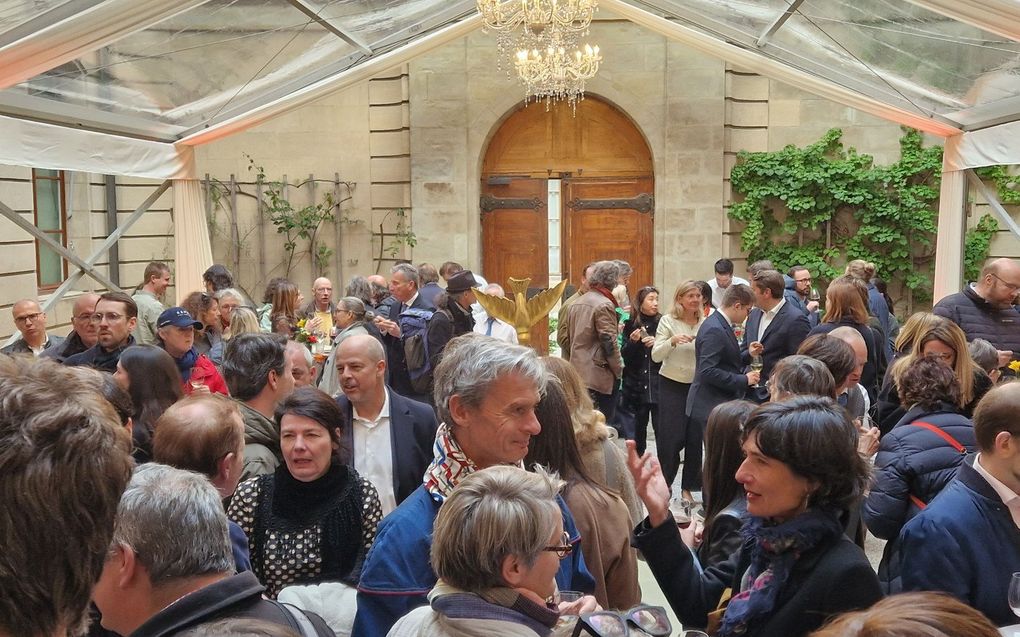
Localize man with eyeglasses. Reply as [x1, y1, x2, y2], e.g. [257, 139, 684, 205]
[41, 293, 100, 363]
[64, 291, 137, 373]
[934, 258, 1020, 371]
[1, 299, 63, 356]
[786, 265, 820, 327]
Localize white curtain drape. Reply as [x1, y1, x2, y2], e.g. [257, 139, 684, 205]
[172, 179, 213, 304]
[0, 114, 195, 179]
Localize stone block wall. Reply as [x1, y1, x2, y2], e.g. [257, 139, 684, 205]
[0, 166, 172, 341]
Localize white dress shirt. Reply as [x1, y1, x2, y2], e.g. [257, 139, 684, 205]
[973, 453, 1020, 528]
[352, 390, 397, 515]
[709, 276, 749, 309]
[757, 297, 786, 342]
[473, 313, 519, 344]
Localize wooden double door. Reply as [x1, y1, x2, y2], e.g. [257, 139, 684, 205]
[481, 175, 654, 352]
[479, 96, 655, 351]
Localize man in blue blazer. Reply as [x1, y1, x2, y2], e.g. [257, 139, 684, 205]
[334, 333, 438, 515]
[742, 269, 812, 402]
[685, 284, 758, 491]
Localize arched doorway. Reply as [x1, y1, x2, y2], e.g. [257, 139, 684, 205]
[480, 96, 654, 351]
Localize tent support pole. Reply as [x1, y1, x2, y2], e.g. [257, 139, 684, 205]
[933, 169, 968, 303]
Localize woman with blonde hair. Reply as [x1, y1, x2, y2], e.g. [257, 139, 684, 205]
[650, 280, 706, 501]
[228, 307, 262, 338]
[542, 357, 641, 525]
[808, 275, 885, 401]
[810, 592, 999, 637]
[875, 315, 991, 433]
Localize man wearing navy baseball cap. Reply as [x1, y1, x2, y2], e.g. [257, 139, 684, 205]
[156, 307, 228, 395]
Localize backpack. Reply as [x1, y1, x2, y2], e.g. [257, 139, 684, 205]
[399, 307, 436, 394]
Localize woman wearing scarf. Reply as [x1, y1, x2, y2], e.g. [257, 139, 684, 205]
[155, 307, 228, 395]
[628, 396, 880, 637]
[228, 386, 383, 633]
[388, 465, 589, 637]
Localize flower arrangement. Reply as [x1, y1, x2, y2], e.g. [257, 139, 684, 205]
[1008, 360, 1020, 374]
[294, 318, 319, 349]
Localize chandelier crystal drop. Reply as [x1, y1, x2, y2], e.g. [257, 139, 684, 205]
[514, 42, 601, 111]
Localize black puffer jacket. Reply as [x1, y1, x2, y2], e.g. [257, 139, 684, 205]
[862, 404, 977, 593]
[934, 285, 1020, 353]
[621, 312, 661, 406]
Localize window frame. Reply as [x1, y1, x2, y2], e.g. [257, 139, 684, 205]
[31, 168, 69, 291]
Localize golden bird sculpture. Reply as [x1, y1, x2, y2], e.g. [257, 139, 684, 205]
[474, 277, 568, 347]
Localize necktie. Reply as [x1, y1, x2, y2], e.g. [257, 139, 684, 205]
[485, 317, 495, 336]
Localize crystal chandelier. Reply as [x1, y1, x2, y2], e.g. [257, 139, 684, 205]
[515, 42, 602, 110]
[477, 0, 598, 62]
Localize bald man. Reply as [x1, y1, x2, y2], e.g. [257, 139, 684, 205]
[42, 293, 100, 363]
[935, 258, 1020, 370]
[300, 277, 335, 336]
[334, 333, 437, 515]
[2, 299, 63, 356]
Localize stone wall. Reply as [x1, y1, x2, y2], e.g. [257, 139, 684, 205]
[0, 166, 172, 341]
[409, 19, 729, 297]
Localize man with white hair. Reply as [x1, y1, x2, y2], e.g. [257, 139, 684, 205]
[92, 464, 332, 636]
[353, 335, 595, 636]
[473, 283, 519, 343]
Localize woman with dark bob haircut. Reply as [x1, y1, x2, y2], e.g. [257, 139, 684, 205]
[810, 591, 999, 637]
[628, 396, 880, 637]
[228, 387, 383, 601]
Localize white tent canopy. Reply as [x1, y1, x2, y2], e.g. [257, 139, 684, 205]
[1, 0, 1019, 296]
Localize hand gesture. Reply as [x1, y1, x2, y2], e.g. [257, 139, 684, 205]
[630, 328, 643, 342]
[641, 336, 655, 348]
[997, 350, 1013, 369]
[374, 316, 400, 337]
[558, 595, 600, 616]
[857, 423, 880, 457]
[671, 333, 693, 346]
[749, 341, 764, 357]
[625, 440, 671, 528]
[745, 370, 761, 386]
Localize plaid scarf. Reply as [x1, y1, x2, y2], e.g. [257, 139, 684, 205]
[424, 423, 478, 503]
[718, 508, 844, 636]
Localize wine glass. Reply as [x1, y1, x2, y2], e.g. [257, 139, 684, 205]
[809, 286, 820, 303]
[1008, 572, 1020, 619]
[749, 353, 764, 387]
[189, 367, 207, 391]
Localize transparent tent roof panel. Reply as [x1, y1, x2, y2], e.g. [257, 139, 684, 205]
[642, 0, 1020, 127]
[6, 0, 458, 132]
[0, 0, 72, 41]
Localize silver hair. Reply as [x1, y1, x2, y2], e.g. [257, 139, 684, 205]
[613, 259, 632, 277]
[829, 325, 866, 347]
[215, 288, 245, 306]
[484, 283, 505, 297]
[770, 355, 836, 399]
[430, 465, 562, 592]
[968, 338, 999, 373]
[336, 296, 375, 321]
[587, 260, 620, 290]
[433, 334, 548, 425]
[286, 339, 314, 367]
[391, 263, 420, 288]
[111, 463, 233, 584]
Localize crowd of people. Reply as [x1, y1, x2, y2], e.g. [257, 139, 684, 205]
[2, 254, 1020, 637]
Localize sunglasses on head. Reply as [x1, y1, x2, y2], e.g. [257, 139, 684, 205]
[571, 605, 672, 637]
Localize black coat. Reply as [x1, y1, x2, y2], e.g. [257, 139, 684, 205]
[808, 319, 885, 402]
[130, 571, 332, 636]
[687, 310, 748, 425]
[336, 388, 438, 506]
[621, 312, 662, 406]
[934, 285, 1020, 354]
[740, 301, 811, 402]
[634, 515, 881, 637]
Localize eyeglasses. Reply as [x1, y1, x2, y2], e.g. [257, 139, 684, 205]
[90, 312, 126, 323]
[543, 531, 574, 559]
[73, 312, 94, 322]
[926, 352, 955, 361]
[571, 605, 672, 637]
[990, 272, 1020, 292]
[14, 312, 43, 325]
[795, 277, 812, 283]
